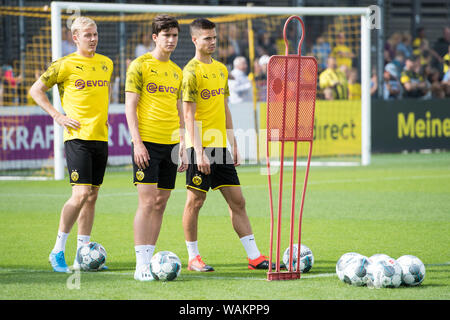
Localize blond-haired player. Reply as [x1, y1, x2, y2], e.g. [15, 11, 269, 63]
[29, 16, 113, 272]
[125, 15, 187, 281]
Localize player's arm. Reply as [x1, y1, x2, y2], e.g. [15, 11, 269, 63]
[224, 99, 241, 166]
[184, 101, 210, 175]
[125, 91, 149, 170]
[28, 78, 80, 133]
[177, 98, 188, 172]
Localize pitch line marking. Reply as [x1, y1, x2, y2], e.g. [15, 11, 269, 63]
[0, 267, 336, 280]
[1, 262, 449, 280]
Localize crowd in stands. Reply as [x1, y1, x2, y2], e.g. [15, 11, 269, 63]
[2, 24, 450, 106]
[313, 26, 450, 101]
[228, 25, 450, 103]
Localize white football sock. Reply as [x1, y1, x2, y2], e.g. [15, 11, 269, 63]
[135, 245, 155, 267]
[185, 241, 200, 260]
[240, 234, 261, 260]
[52, 231, 69, 253]
[76, 235, 90, 250]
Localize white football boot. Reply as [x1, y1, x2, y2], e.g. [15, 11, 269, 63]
[134, 264, 154, 281]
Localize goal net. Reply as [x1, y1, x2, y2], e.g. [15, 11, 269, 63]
[0, 3, 371, 179]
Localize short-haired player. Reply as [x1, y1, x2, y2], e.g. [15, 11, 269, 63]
[182, 18, 275, 271]
[125, 14, 188, 281]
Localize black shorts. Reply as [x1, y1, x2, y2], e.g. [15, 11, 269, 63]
[132, 141, 179, 190]
[186, 147, 240, 192]
[64, 139, 108, 187]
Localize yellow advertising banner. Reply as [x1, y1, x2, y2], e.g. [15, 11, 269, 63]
[259, 100, 361, 158]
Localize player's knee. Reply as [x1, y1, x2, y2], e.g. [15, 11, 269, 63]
[187, 194, 206, 211]
[230, 195, 246, 212]
[154, 195, 170, 213]
[86, 189, 99, 203]
[70, 189, 91, 208]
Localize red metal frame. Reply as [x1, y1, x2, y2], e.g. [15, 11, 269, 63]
[266, 16, 318, 281]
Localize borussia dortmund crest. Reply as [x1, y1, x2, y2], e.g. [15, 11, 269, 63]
[136, 170, 145, 181]
[71, 170, 79, 182]
[192, 174, 202, 186]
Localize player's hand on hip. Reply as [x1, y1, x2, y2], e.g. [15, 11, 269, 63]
[134, 142, 150, 170]
[55, 113, 80, 133]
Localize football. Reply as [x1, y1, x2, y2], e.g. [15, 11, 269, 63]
[282, 244, 314, 273]
[76, 242, 107, 271]
[150, 251, 182, 281]
[341, 255, 371, 286]
[396, 255, 425, 286]
[336, 252, 364, 282]
[369, 253, 392, 264]
[367, 257, 402, 288]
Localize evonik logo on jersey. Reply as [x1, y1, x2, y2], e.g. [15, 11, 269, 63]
[146, 82, 179, 95]
[200, 88, 225, 100]
[75, 79, 109, 90]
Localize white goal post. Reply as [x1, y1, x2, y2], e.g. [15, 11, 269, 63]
[50, 1, 372, 180]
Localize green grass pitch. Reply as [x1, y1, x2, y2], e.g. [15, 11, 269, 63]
[0, 152, 449, 300]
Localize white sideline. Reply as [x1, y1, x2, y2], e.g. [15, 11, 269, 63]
[1, 262, 448, 281]
[0, 267, 335, 280]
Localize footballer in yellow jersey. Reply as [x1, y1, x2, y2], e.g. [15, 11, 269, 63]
[181, 18, 275, 273]
[124, 15, 188, 282]
[40, 52, 113, 142]
[126, 52, 182, 144]
[29, 17, 112, 273]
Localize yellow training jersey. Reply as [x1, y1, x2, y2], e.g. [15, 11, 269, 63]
[125, 53, 182, 144]
[182, 58, 230, 148]
[330, 45, 353, 68]
[40, 52, 113, 142]
[319, 68, 348, 100]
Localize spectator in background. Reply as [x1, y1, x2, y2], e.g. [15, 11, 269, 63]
[370, 66, 378, 97]
[347, 68, 361, 100]
[423, 65, 445, 98]
[384, 32, 402, 63]
[400, 55, 429, 98]
[433, 26, 450, 58]
[220, 24, 246, 69]
[412, 26, 441, 67]
[255, 29, 277, 57]
[441, 67, 450, 97]
[62, 26, 76, 56]
[228, 56, 253, 104]
[391, 51, 405, 77]
[135, 32, 155, 58]
[330, 32, 355, 69]
[319, 56, 348, 100]
[442, 44, 450, 75]
[412, 27, 426, 57]
[254, 55, 269, 102]
[1, 62, 22, 105]
[383, 63, 401, 100]
[311, 36, 331, 73]
[418, 37, 443, 69]
[396, 32, 413, 59]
